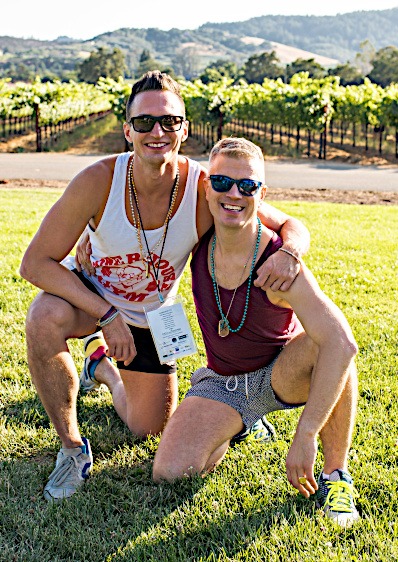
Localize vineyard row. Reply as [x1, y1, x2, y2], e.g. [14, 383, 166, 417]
[1, 75, 398, 157]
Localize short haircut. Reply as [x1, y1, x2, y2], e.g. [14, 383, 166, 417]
[209, 137, 264, 165]
[125, 70, 185, 121]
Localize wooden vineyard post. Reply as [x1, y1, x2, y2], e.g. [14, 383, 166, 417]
[34, 103, 42, 152]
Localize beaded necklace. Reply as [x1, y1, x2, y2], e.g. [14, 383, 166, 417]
[128, 157, 179, 302]
[210, 217, 262, 337]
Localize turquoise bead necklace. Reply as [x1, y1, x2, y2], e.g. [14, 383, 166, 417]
[210, 217, 262, 337]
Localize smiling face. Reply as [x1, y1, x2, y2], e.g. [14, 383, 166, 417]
[205, 154, 266, 230]
[123, 89, 188, 166]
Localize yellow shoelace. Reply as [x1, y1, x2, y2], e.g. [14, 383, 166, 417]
[324, 480, 357, 513]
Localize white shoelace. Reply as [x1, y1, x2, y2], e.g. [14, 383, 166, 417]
[226, 373, 249, 399]
[48, 455, 80, 486]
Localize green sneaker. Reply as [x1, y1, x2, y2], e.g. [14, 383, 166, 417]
[43, 437, 93, 501]
[230, 416, 276, 447]
[316, 469, 360, 527]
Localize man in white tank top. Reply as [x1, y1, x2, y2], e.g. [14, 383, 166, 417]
[20, 71, 310, 501]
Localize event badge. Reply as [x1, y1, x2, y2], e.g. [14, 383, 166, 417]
[144, 295, 197, 364]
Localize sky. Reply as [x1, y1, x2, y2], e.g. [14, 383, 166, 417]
[2, 1, 398, 41]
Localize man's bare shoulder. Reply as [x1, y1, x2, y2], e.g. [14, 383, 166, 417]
[72, 155, 118, 190]
[192, 162, 213, 239]
[179, 155, 207, 179]
[57, 155, 121, 224]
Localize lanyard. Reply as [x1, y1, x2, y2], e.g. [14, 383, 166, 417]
[131, 185, 175, 303]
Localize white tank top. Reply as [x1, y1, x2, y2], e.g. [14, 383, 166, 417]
[85, 152, 200, 327]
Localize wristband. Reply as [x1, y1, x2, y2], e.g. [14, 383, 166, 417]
[278, 247, 302, 265]
[97, 306, 119, 328]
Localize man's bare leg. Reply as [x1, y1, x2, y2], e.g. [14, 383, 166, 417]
[83, 353, 178, 436]
[26, 292, 97, 448]
[153, 396, 243, 482]
[86, 357, 128, 425]
[120, 370, 178, 437]
[271, 331, 359, 525]
[271, 333, 357, 480]
[319, 363, 358, 474]
[83, 338, 179, 434]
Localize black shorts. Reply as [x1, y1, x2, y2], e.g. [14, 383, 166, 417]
[72, 269, 177, 375]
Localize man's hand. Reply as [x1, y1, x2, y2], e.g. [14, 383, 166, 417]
[74, 231, 95, 276]
[285, 432, 318, 498]
[254, 249, 300, 292]
[102, 315, 137, 366]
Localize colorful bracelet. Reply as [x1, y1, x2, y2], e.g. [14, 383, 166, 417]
[97, 306, 119, 327]
[278, 247, 302, 265]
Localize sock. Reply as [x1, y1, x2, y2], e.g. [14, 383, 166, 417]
[84, 336, 109, 379]
[85, 338, 107, 360]
[323, 469, 346, 482]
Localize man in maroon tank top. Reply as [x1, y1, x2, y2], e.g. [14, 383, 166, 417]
[153, 137, 360, 527]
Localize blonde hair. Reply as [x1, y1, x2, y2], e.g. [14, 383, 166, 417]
[209, 137, 264, 164]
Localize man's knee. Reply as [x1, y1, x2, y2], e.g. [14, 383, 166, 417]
[26, 293, 72, 332]
[152, 451, 197, 483]
[125, 417, 164, 440]
[26, 293, 73, 344]
[152, 458, 175, 483]
[289, 331, 319, 359]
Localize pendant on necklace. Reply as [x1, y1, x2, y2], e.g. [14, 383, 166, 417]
[143, 257, 150, 278]
[158, 292, 164, 304]
[218, 318, 230, 338]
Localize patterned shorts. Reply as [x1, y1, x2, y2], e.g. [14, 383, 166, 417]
[186, 356, 304, 431]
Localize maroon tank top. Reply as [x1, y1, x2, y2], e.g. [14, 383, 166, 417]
[191, 227, 301, 376]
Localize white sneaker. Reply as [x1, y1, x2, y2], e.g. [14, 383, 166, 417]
[43, 437, 93, 501]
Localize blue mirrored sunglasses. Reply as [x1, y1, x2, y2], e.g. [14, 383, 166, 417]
[209, 175, 262, 196]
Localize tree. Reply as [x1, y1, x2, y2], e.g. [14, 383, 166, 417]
[241, 51, 283, 83]
[173, 46, 201, 80]
[199, 60, 239, 84]
[77, 47, 126, 84]
[368, 46, 398, 87]
[12, 62, 35, 82]
[286, 58, 326, 81]
[328, 63, 364, 86]
[354, 40, 375, 76]
[136, 49, 162, 76]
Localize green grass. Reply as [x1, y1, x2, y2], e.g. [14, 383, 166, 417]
[1, 189, 397, 561]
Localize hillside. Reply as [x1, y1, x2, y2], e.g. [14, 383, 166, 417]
[201, 8, 398, 62]
[1, 8, 397, 80]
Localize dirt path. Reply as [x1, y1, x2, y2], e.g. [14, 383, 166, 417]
[2, 176, 397, 205]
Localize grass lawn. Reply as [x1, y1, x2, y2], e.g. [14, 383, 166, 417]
[0, 189, 397, 562]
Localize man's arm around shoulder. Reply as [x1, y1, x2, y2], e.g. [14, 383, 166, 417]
[255, 202, 310, 291]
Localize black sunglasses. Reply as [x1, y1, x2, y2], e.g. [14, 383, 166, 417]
[128, 114, 185, 133]
[209, 175, 262, 196]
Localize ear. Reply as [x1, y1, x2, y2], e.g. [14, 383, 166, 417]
[204, 175, 211, 201]
[123, 122, 133, 143]
[261, 185, 268, 200]
[181, 119, 189, 143]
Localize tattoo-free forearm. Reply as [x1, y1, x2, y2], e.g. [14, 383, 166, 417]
[279, 218, 310, 259]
